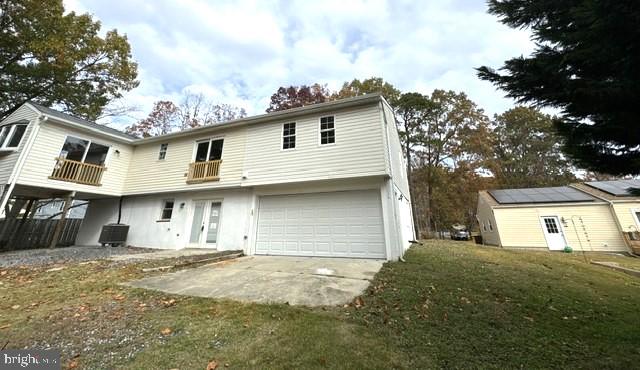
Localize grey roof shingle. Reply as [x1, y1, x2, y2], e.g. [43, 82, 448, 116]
[28, 103, 138, 140]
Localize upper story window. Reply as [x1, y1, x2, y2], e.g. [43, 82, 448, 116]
[282, 122, 296, 150]
[320, 116, 335, 145]
[0, 123, 28, 150]
[59, 136, 109, 166]
[51, 136, 110, 186]
[194, 138, 223, 162]
[158, 143, 168, 160]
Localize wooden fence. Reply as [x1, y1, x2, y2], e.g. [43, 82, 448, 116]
[0, 218, 83, 250]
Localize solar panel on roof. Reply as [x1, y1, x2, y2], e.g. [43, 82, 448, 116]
[488, 186, 595, 204]
[585, 179, 640, 196]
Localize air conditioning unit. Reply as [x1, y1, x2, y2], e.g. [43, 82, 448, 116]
[98, 223, 129, 247]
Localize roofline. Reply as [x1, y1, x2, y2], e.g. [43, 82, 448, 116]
[569, 183, 640, 202]
[25, 103, 136, 144]
[23, 93, 383, 146]
[490, 201, 608, 209]
[137, 93, 383, 144]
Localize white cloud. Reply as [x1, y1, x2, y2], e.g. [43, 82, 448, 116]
[64, 0, 535, 129]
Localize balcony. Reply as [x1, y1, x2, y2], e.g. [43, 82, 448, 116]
[187, 159, 222, 183]
[49, 157, 106, 186]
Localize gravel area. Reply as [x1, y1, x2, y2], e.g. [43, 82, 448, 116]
[0, 245, 156, 268]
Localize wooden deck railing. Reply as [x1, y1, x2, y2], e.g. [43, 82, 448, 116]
[187, 159, 222, 183]
[49, 157, 106, 186]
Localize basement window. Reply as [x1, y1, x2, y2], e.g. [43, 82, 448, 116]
[320, 116, 335, 145]
[158, 143, 168, 160]
[159, 199, 174, 221]
[282, 122, 296, 150]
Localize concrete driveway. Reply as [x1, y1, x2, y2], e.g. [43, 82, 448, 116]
[125, 256, 384, 306]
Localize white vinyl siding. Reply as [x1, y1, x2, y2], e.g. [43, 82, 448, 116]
[381, 100, 410, 197]
[16, 121, 132, 196]
[0, 105, 38, 185]
[493, 204, 627, 252]
[611, 202, 640, 233]
[243, 104, 386, 186]
[123, 127, 247, 194]
[476, 193, 501, 246]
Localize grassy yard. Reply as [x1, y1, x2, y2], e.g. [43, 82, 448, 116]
[1, 241, 639, 369]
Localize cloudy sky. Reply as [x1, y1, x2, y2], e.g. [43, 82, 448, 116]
[64, 0, 534, 128]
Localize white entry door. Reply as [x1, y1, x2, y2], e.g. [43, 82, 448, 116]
[255, 190, 386, 259]
[189, 201, 222, 248]
[540, 216, 566, 251]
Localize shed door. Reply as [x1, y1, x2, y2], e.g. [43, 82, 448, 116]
[255, 190, 386, 259]
[540, 216, 566, 251]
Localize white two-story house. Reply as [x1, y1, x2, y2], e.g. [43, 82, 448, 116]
[0, 94, 414, 260]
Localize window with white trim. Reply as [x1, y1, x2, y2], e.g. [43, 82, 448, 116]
[483, 221, 487, 232]
[320, 116, 335, 145]
[488, 219, 493, 231]
[194, 138, 223, 162]
[160, 199, 174, 220]
[0, 123, 27, 149]
[282, 122, 296, 150]
[158, 143, 168, 160]
[632, 209, 640, 226]
[58, 136, 109, 165]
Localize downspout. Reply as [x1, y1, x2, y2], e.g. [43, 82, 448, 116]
[0, 116, 45, 218]
[379, 101, 405, 262]
[117, 196, 124, 224]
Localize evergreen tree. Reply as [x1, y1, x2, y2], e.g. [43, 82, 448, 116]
[477, 0, 640, 175]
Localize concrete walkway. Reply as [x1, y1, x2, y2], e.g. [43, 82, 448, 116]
[125, 255, 384, 306]
[109, 248, 220, 261]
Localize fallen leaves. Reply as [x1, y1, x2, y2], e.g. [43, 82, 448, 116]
[161, 327, 172, 336]
[206, 360, 218, 370]
[113, 294, 126, 301]
[161, 298, 176, 307]
[354, 296, 365, 308]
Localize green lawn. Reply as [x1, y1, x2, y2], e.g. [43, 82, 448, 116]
[1, 241, 639, 369]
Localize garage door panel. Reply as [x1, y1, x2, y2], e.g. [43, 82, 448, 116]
[256, 190, 386, 259]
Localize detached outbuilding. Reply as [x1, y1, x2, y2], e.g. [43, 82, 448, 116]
[477, 180, 640, 253]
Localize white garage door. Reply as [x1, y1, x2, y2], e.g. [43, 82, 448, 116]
[255, 190, 386, 259]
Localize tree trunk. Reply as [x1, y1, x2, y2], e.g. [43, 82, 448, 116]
[424, 169, 433, 235]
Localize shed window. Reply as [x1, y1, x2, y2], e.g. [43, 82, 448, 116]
[0, 123, 28, 149]
[160, 199, 174, 220]
[320, 116, 335, 145]
[488, 220, 493, 231]
[158, 143, 168, 160]
[282, 122, 296, 150]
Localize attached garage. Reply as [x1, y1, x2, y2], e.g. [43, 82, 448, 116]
[255, 190, 386, 259]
